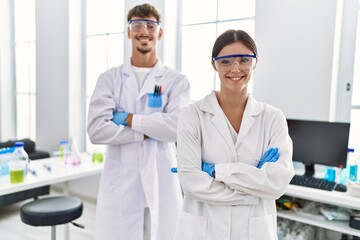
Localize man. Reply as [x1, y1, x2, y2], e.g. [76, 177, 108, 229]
[87, 3, 190, 240]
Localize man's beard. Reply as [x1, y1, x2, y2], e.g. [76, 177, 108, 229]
[137, 46, 152, 54]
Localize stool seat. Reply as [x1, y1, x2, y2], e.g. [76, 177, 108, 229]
[20, 196, 83, 227]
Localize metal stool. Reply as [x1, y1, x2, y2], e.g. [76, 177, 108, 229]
[20, 196, 83, 240]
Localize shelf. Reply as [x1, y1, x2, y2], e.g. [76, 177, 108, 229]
[281, 166, 360, 237]
[277, 210, 360, 237]
[285, 185, 360, 211]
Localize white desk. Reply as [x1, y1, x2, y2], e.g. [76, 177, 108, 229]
[0, 153, 103, 196]
[0, 153, 104, 240]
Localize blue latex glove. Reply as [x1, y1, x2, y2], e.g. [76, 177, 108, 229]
[170, 163, 215, 177]
[201, 162, 215, 177]
[257, 147, 279, 168]
[112, 111, 129, 126]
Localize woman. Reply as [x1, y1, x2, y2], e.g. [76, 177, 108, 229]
[174, 30, 295, 240]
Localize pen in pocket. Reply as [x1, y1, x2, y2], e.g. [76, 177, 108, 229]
[153, 85, 162, 97]
[153, 85, 157, 97]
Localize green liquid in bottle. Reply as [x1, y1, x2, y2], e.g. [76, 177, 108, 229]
[92, 153, 104, 163]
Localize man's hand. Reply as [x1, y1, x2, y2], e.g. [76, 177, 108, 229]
[171, 162, 215, 177]
[112, 111, 129, 126]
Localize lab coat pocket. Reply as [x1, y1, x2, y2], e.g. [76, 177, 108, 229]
[174, 211, 207, 240]
[145, 93, 168, 114]
[249, 215, 276, 240]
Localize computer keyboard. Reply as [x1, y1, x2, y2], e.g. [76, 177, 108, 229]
[290, 175, 336, 191]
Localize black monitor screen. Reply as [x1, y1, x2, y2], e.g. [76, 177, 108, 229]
[287, 119, 350, 176]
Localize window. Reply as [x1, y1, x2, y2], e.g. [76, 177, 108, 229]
[180, 0, 256, 100]
[85, 0, 125, 152]
[348, 5, 360, 150]
[14, 0, 36, 140]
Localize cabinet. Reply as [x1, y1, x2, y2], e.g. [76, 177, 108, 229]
[278, 184, 360, 237]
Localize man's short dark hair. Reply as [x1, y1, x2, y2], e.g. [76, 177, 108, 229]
[127, 3, 161, 22]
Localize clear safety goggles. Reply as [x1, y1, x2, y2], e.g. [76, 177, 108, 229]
[128, 19, 161, 33]
[213, 54, 257, 71]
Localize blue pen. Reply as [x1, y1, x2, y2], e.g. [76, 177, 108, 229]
[28, 168, 37, 176]
[43, 164, 51, 172]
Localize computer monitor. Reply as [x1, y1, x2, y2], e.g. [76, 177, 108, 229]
[286, 119, 350, 177]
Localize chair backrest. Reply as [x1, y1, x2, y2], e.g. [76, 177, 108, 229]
[0, 138, 35, 153]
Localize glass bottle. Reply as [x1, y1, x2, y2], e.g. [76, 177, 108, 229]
[59, 140, 70, 161]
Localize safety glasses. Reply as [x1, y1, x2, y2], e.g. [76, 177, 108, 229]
[213, 54, 257, 71]
[128, 19, 161, 33]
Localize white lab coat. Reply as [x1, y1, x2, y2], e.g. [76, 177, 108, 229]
[174, 92, 295, 240]
[87, 59, 190, 240]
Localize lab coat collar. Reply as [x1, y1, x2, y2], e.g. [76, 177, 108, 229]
[198, 91, 261, 117]
[198, 91, 262, 150]
[122, 58, 165, 77]
[122, 58, 166, 100]
[236, 95, 257, 147]
[198, 92, 235, 156]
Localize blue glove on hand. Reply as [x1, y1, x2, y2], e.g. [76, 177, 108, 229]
[257, 147, 280, 168]
[170, 163, 215, 177]
[112, 111, 129, 126]
[202, 162, 215, 177]
[170, 162, 215, 177]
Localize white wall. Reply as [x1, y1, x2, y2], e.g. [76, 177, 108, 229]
[35, 0, 69, 152]
[0, 0, 16, 140]
[36, 0, 87, 154]
[69, 0, 86, 155]
[334, 0, 358, 122]
[253, 0, 343, 121]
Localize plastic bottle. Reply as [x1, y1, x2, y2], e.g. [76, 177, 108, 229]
[338, 164, 347, 184]
[13, 142, 29, 177]
[347, 148, 357, 182]
[358, 151, 360, 182]
[59, 140, 70, 161]
[324, 167, 336, 182]
[0, 149, 7, 176]
[0, 147, 15, 176]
